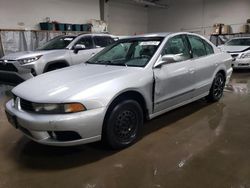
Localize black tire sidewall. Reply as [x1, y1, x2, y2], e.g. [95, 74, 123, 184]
[104, 100, 143, 149]
[208, 72, 225, 102]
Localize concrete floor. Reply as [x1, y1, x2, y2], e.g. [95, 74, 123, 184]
[0, 71, 250, 188]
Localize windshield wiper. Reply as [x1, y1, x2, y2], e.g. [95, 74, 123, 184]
[87, 60, 127, 67]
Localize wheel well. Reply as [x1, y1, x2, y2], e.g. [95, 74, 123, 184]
[44, 61, 69, 72]
[217, 70, 226, 80]
[105, 91, 149, 121]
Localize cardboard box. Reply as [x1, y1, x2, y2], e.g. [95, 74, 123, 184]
[240, 25, 249, 33]
[221, 25, 231, 34]
[212, 23, 224, 35]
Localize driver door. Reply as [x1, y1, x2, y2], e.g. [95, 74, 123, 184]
[153, 35, 196, 113]
[70, 36, 95, 64]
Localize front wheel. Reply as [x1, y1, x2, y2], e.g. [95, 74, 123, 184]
[103, 100, 143, 149]
[206, 72, 226, 102]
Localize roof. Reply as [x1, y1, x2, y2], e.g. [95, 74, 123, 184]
[126, 32, 172, 38]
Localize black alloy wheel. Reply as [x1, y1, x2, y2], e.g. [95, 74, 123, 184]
[103, 100, 143, 149]
[206, 72, 226, 102]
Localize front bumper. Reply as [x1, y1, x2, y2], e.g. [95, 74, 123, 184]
[5, 99, 106, 146]
[226, 67, 233, 85]
[232, 58, 250, 69]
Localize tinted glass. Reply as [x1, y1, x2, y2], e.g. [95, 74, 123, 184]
[163, 35, 191, 61]
[94, 36, 114, 47]
[188, 35, 207, 58]
[87, 38, 163, 67]
[204, 41, 214, 55]
[226, 38, 250, 46]
[37, 36, 76, 50]
[75, 37, 94, 49]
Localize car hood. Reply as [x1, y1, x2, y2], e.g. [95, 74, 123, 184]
[12, 64, 142, 103]
[1, 50, 66, 60]
[219, 45, 250, 53]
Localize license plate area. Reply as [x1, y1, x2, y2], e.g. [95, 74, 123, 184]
[5, 111, 18, 129]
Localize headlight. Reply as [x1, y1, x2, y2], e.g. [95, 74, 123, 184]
[240, 52, 250, 59]
[17, 55, 42, 65]
[32, 103, 86, 114]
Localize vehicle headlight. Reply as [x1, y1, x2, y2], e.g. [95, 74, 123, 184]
[17, 55, 42, 65]
[32, 103, 86, 114]
[240, 52, 250, 59]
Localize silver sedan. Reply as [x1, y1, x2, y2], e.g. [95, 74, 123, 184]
[5, 32, 233, 149]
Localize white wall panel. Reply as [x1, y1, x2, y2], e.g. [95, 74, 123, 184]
[106, 1, 148, 35]
[0, 0, 100, 30]
[148, 0, 250, 36]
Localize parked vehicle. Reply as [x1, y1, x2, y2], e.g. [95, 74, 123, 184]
[0, 33, 116, 85]
[5, 32, 233, 149]
[219, 37, 250, 69]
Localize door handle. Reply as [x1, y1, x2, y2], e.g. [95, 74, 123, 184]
[91, 53, 96, 56]
[188, 68, 195, 74]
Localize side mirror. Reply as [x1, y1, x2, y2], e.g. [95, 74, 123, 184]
[73, 44, 86, 54]
[154, 54, 183, 68]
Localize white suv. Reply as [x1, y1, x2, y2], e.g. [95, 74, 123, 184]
[0, 33, 116, 85]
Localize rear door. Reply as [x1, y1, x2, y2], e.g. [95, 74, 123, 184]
[187, 35, 217, 96]
[153, 35, 195, 113]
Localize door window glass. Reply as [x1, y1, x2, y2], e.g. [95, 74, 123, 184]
[203, 41, 214, 55]
[188, 35, 207, 58]
[94, 36, 114, 47]
[162, 35, 191, 61]
[75, 37, 94, 49]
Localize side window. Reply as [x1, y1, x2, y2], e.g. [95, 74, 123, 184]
[162, 35, 191, 61]
[203, 40, 214, 55]
[75, 37, 94, 49]
[94, 36, 114, 48]
[188, 35, 207, 58]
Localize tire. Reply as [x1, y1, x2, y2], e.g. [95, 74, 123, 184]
[206, 72, 226, 102]
[103, 100, 143, 149]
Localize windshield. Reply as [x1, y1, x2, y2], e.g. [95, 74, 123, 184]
[226, 38, 250, 46]
[87, 37, 163, 67]
[37, 36, 76, 50]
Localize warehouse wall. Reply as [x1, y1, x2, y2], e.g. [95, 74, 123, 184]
[148, 0, 250, 37]
[0, 0, 100, 30]
[105, 1, 148, 35]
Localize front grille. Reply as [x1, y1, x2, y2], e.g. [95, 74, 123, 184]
[0, 72, 24, 85]
[20, 98, 35, 112]
[48, 131, 82, 141]
[238, 63, 250, 66]
[0, 63, 18, 72]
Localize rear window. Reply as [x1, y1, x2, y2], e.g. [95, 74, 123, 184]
[94, 36, 114, 48]
[203, 41, 214, 55]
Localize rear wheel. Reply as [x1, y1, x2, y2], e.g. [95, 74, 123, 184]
[206, 72, 226, 102]
[103, 100, 143, 149]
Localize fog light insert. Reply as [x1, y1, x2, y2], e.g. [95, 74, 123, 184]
[31, 69, 37, 76]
